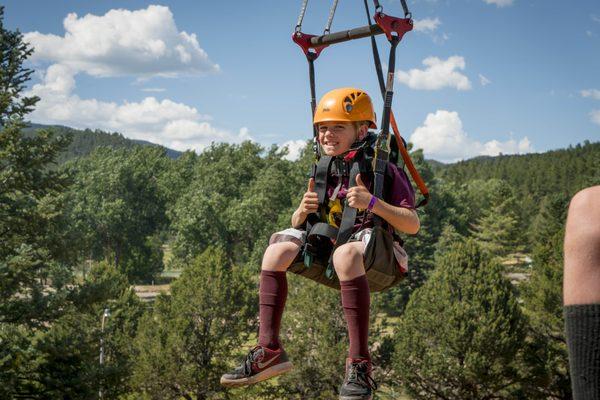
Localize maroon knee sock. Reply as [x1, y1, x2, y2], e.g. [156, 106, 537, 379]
[340, 275, 371, 360]
[258, 270, 288, 350]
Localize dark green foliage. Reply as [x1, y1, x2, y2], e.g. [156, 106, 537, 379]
[520, 194, 572, 398]
[470, 187, 524, 257]
[381, 151, 470, 316]
[394, 241, 527, 399]
[0, 6, 38, 124]
[170, 142, 307, 265]
[440, 141, 600, 230]
[273, 277, 349, 399]
[130, 246, 256, 400]
[65, 146, 169, 282]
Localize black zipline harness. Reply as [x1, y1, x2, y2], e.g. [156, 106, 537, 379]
[289, 0, 427, 291]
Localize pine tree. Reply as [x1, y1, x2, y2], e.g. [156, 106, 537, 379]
[520, 194, 572, 398]
[130, 247, 257, 400]
[0, 7, 74, 397]
[471, 200, 523, 257]
[393, 240, 528, 399]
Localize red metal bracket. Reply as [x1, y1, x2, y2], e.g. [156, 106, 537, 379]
[292, 31, 328, 59]
[373, 12, 413, 41]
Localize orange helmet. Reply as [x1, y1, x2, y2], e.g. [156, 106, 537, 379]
[313, 88, 377, 128]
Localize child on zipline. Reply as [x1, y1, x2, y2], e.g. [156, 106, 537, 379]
[221, 88, 420, 400]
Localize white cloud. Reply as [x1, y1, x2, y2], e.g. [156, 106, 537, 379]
[396, 56, 471, 91]
[280, 140, 308, 161]
[592, 14, 600, 23]
[483, 0, 514, 7]
[27, 64, 247, 152]
[409, 110, 533, 162]
[24, 5, 219, 78]
[581, 89, 600, 100]
[413, 18, 441, 33]
[591, 110, 600, 126]
[479, 73, 491, 86]
[141, 87, 166, 93]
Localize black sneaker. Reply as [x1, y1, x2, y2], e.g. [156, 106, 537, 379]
[339, 358, 377, 400]
[220, 346, 293, 388]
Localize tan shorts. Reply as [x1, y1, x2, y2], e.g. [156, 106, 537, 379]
[269, 227, 408, 274]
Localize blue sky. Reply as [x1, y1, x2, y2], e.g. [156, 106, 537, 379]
[4, 0, 599, 162]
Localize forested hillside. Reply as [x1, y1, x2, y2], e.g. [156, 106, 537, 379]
[23, 123, 182, 163]
[439, 141, 598, 201]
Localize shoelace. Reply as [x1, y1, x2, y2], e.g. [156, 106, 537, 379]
[347, 361, 378, 390]
[242, 346, 264, 376]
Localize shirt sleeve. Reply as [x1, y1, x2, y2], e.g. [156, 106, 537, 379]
[384, 162, 416, 209]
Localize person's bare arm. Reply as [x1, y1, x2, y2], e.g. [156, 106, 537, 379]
[346, 173, 420, 235]
[371, 199, 420, 235]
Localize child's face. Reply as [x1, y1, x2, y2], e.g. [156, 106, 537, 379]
[317, 122, 359, 156]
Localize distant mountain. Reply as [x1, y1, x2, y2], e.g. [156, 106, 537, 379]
[23, 123, 183, 163]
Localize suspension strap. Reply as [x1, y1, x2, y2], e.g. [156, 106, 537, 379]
[295, 0, 309, 34]
[324, 0, 340, 34]
[365, 0, 430, 208]
[373, 0, 411, 18]
[293, 0, 331, 166]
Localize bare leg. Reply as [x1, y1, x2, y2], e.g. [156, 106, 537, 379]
[333, 241, 366, 281]
[563, 186, 600, 305]
[261, 242, 301, 272]
[563, 186, 600, 400]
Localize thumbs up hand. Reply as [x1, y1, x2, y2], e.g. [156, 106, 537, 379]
[299, 177, 319, 216]
[308, 177, 315, 193]
[347, 173, 373, 209]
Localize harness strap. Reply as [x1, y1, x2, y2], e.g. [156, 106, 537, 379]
[307, 222, 338, 242]
[364, 0, 430, 208]
[326, 159, 361, 279]
[314, 156, 333, 206]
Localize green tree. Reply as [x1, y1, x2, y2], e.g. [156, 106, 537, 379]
[0, 7, 75, 397]
[25, 262, 145, 399]
[130, 247, 256, 399]
[170, 142, 307, 266]
[470, 180, 524, 257]
[0, 6, 38, 124]
[381, 151, 470, 316]
[393, 241, 527, 399]
[520, 194, 571, 399]
[65, 146, 169, 282]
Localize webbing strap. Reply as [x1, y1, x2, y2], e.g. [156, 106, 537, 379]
[307, 222, 338, 242]
[364, 0, 430, 208]
[314, 156, 333, 206]
[308, 56, 321, 161]
[326, 160, 361, 278]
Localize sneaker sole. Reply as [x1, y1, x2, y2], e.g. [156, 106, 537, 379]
[220, 361, 293, 388]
